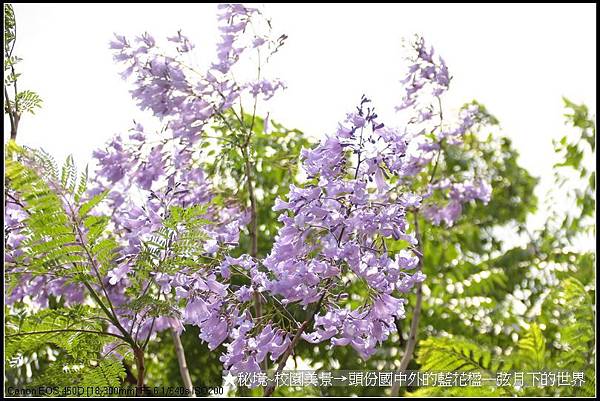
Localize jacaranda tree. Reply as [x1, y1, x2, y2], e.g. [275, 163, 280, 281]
[4, 3, 595, 398]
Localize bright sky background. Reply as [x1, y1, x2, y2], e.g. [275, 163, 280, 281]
[5, 3, 597, 245]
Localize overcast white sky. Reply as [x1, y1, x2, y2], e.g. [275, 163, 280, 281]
[5, 3, 597, 243]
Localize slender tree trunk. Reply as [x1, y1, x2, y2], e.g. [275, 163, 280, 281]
[10, 115, 19, 141]
[4, 85, 19, 141]
[391, 212, 424, 396]
[134, 347, 145, 396]
[243, 155, 259, 258]
[171, 328, 196, 397]
[390, 282, 423, 396]
[242, 147, 266, 373]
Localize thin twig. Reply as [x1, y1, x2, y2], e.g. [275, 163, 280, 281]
[6, 328, 127, 341]
[390, 211, 424, 396]
[171, 328, 196, 397]
[264, 281, 330, 397]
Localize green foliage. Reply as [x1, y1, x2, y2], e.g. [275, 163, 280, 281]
[543, 277, 595, 371]
[208, 111, 311, 257]
[405, 100, 595, 397]
[414, 276, 594, 397]
[80, 359, 127, 388]
[416, 110, 540, 349]
[18, 357, 127, 393]
[547, 98, 596, 244]
[417, 336, 510, 373]
[561, 97, 595, 152]
[4, 303, 130, 392]
[5, 144, 112, 282]
[4, 145, 134, 392]
[409, 336, 512, 397]
[517, 323, 546, 370]
[14, 89, 43, 114]
[4, 4, 16, 53]
[6, 306, 106, 362]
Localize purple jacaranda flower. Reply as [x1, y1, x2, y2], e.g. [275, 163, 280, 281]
[107, 263, 132, 285]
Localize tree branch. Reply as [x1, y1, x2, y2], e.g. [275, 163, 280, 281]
[171, 328, 196, 397]
[6, 328, 127, 342]
[133, 347, 146, 396]
[264, 282, 330, 397]
[4, 84, 19, 141]
[241, 130, 263, 371]
[391, 211, 424, 397]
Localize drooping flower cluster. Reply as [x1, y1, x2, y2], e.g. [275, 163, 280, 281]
[109, 3, 285, 145]
[393, 37, 492, 227]
[258, 96, 425, 359]
[397, 36, 450, 113]
[220, 319, 291, 375]
[421, 177, 492, 227]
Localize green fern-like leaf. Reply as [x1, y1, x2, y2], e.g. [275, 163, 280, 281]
[417, 336, 510, 373]
[5, 146, 116, 281]
[15, 90, 43, 114]
[5, 306, 108, 362]
[554, 278, 594, 370]
[80, 359, 126, 388]
[517, 323, 546, 370]
[4, 4, 16, 50]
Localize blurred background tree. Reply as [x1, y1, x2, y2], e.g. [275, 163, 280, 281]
[405, 98, 595, 397]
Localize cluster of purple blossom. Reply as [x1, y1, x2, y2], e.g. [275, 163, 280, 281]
[393, 37, 491, 227]
[109, 4, 284, 145]
[89, 125, 249, 346]
[197, 35, 492, 367]
[263, 97, 426, 359]
[397, 35, 450, 113]
[422, 177, 492, 227]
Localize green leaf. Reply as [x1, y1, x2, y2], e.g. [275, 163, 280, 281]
[80, 359, 126, 388]
[15, 90, 43, 114]
[517, 323, 546, 370]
